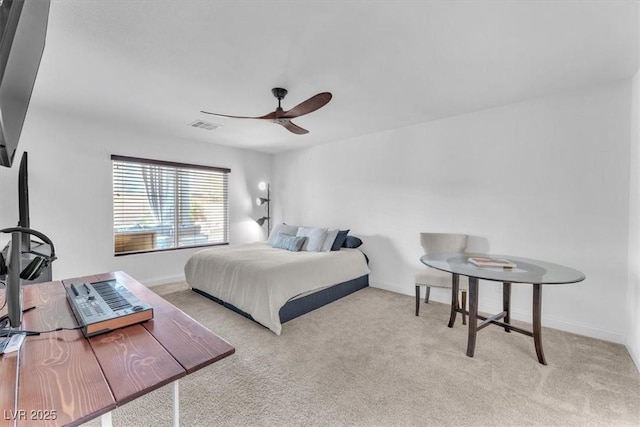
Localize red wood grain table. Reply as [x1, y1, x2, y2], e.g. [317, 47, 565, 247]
[0, 271, 235, 427]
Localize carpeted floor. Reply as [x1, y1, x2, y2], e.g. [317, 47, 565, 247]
[83, 286, 640, 426]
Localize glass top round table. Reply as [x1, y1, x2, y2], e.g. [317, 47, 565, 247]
[420, 252, 585, 285]
[419, 252, 585, 365]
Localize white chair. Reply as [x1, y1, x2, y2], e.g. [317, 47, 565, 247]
[415, 233, 468, 326]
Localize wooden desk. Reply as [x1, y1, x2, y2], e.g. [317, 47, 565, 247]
[0, 271, 235, 426]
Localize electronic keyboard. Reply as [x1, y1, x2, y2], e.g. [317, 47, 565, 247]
[65, 279, 153, 337]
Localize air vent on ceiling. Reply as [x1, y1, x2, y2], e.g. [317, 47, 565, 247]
[189, 120, 221, 131]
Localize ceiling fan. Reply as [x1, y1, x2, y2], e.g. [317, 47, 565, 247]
[200, 88, 332, 135]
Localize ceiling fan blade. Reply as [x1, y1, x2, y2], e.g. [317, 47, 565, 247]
[281, 92, 332, 119]
[200, 110, 276, 120]
[279, 120, 309, 135]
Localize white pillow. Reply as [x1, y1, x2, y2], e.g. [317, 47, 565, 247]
[268, 223, 299, 245]
[296, 226, 328, 252]
[320, 228, 340, 252]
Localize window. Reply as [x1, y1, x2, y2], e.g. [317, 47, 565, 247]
[112, 155, 230, 255]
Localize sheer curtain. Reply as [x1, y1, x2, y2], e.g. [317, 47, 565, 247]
[141, 165, 175, 242]
[141, 164, 165, 223]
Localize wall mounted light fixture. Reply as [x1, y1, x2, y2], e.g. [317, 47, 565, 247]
[255, 182, 271, 236]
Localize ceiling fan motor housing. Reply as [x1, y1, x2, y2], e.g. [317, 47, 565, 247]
[272, 87, 288, 100]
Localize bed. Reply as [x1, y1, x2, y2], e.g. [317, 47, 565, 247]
[184, 241, 370, 335]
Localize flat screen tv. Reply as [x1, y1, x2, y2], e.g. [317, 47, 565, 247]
[18, 151, 29, 249]
[4, 231, 22, 327]
[0, 0, 50, 168]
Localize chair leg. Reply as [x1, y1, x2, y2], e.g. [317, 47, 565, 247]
[415, 285, 420, 316]
[425, 286, 431, 304]
[461, 290, 467, 325]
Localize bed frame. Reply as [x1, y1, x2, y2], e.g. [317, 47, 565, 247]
[192, 274, 369, 326]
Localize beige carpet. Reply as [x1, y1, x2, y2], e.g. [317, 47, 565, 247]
[83, 287, 640, 426]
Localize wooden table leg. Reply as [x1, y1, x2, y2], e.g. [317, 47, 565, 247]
[466, 276, 479, 357]
[448, 273, 460, 328]
[461, 290, 466, 325]
[503, 282, 511, 333]
[533, 284, 547, 365]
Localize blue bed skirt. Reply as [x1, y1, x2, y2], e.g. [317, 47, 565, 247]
[192, 274, 369, 326]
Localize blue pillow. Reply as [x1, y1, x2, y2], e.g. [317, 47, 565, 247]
[331, 230, 350, 251]
[343, 235, 362, 249]
[268, 223, 299, 245]
[273, 234, 307, 252]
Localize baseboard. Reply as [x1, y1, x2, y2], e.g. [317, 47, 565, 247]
[143, 274, 186, 288]
[627, 343, 640, 374]
[370, 281, 413, 296]
[488, 305, 625, 344]
[370, 281, 625, 344]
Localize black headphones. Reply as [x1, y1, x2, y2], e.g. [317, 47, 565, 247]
[0, 227, 57, 281]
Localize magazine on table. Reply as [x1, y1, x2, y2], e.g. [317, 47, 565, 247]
[467, 257, 516, 268]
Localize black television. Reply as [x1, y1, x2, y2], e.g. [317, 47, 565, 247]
[4, 231, 22, 327]
[0, 0, 50, 168]
[18, 151, 29, 249]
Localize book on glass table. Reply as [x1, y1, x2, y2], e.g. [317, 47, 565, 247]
[468, 257, 517, 268]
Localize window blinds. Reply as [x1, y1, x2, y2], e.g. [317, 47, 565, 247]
[112, 155, 230, 255]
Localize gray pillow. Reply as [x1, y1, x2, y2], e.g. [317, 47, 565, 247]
[321, 228, 340, 252]
[267, 223, 299, 245]
[296, 226, 328, 252]
[272, 234, 307, 252]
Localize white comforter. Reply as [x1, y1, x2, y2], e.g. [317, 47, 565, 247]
[184, 242, 370, 335]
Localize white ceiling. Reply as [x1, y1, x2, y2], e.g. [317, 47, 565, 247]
[32, 0, 638, 153]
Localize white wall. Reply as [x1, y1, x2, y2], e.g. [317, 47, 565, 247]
[273, 80, 631, 343]
[624, 0, 640, 374]
[0, 77, 633, 348]
[0, 106, 271, 286]
[628, 68, 640, 369]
